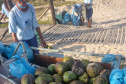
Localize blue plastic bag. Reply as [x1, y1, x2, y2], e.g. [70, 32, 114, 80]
[5, 42, 34, 62]
[102, 54, 117, 63]
[62, 13, 72, 25]
[72, 19, 81, 26]
[9, 55, 35, 78]
[4, 47, 13, 59]
[0, 41, 5, 54]
[71, 15, 81, 26]
[109, 69, 124, 84]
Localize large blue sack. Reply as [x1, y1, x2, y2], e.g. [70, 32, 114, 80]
[9, 55, 35, 78]
[71, 15, 81, 26]
[0, 41, 5, 54]
[4, 47, 13, 59]
[62, 13, 72, 24]
[109, 68, 126, 84]
[4, 42, 34, 62]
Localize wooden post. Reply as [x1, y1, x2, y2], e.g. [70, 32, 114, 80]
[49, 0, 56, 25]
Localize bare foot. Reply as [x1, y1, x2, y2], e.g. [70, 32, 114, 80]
[87, 25, 91, 28]
[88, 26, 91, 28]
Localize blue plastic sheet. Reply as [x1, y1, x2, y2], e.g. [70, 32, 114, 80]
[9, 55, 35, 78]
[109, 68, 126, 84]
[0, 41, 5, 54]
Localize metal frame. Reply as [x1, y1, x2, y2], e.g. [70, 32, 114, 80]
[30, 47, 125, 69]
[0, 42, 28, 78]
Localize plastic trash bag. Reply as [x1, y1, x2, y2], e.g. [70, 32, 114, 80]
[123, 68, 126, 84]
[9, 55, 35, 78]
[102, 54, 117, 63]
[111, 61, 119, 69]
[109, 69, 124, 84]
[4, 47, 13, 59]
[6, 42, 34, 62]
[71, 15, 81, 26]
[0, 41, 5, 54]
[72, 18, 81, 26]
[62, 13, 72, 25]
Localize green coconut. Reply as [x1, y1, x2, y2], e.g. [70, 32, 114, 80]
[93, 75, 109, 84]
[21, 74, 35, 84]
[35, 74, 53, 84]
[87, 63, 104, 77]
[55, 62, 68, 75]
[69, 80, 84, 84]
[81, 59, 91, 71]
[35, 67, 49, 77]
[63, 71, 77, 83]
[100, 69, 111, 80]
[78, 72, 89, 83]
[72, 61, 85, 76]
[63, 56, 75, 70]
[49, 82, 62, 84]
[89, 78, 95, 84]
[47, 64, 57, 75]
[53, 74, 63, 83]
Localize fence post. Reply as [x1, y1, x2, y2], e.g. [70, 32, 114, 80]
[49, 0, 56, 25]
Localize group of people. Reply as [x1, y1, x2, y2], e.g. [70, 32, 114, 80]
[0, 0, 93, 54]
[72, 0, 93, 28]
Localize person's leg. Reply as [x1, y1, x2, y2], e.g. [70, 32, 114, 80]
[86, 8, 93, 28]
[87, 20, 90, 27]
[88, 19, 92, 28]
[80, 17, 84, 26]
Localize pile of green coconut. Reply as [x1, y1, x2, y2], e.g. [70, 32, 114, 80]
[21, 56, 111, 84]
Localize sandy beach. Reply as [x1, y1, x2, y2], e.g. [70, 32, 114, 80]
[0, 0, 126, 62]
[45, 0, 126, 61]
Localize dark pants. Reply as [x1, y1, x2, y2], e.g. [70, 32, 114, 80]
[86, 8, 93, 20]
[20, 35, 39, 55]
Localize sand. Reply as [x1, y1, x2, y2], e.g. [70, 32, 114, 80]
[41, 0, 126, 62]
[1, 0, 126, 62]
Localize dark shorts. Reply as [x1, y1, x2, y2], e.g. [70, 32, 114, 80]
[86, 8, 93, 20]
[20, 35, 39, 55]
